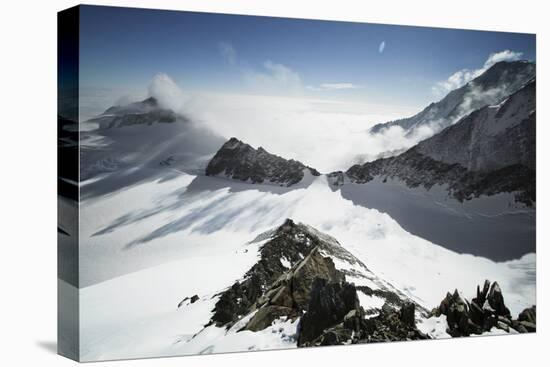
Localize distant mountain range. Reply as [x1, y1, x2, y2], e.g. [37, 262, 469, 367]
[347, 78, 535, 206]
[369, 61, 535, 137]
[202, 64, 535, 260]
[206, 75, 535, 205]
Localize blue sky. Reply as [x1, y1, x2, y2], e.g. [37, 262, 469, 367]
[79, 5, 535, 109]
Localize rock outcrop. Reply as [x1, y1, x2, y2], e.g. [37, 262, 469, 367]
[431, 280, 536, 336]
[206, 138, 320, 186]
[206, 219, 428, 346]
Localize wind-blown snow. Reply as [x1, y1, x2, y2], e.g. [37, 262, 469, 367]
[79, 172, 535, 360]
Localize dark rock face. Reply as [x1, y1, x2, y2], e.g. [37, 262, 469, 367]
[307, 301, 428, 346]
[327, 171, 345, 188]
[400, 302, 416, 327]
[205, 138, 320, 186]
[210, 219, 345, 327]
[369, 61, 535, 136]
[206, 218, 426, 347]
[89, 97, 180, 129]
[177, 294, 200, 308]
[347, 80, 536, 206]
[432, 280, 535, 336]
[298, 279, 361, 346]
[518, 306, 536, 324]
[244, 306, 299, 332]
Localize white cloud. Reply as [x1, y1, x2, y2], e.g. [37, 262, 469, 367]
[244, 60, 303, 95]
[307, 83, 362, 91]
[433, 50, 523, 95]
[379, 41, 386, 54]
[148, 73, 188, 112]
[188, 91, 417, 172]
[483, 50, 523, 68]
[218, 41, 237, 65]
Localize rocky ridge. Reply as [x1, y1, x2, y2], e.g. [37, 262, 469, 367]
[206, 138, 320, 186]
[369, 60, 535, 136]
[87, 97, 182, 129]
[205, 219, 428, 345]
[187, 220, 535, 348]
[346, 79, 536, 206]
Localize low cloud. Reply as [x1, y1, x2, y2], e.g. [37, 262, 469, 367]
[218, 41, 237, 65]
[433, 50, 523, 96]
[148, 73, 189, 112]
[307, 83, 362, 91]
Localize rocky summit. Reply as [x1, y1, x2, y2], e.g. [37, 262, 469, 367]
[88, 97, 181, 129]
[204, 219, 430, 346]
[206, 138, 320, 186]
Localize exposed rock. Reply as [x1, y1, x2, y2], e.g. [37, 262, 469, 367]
[347, 79, 536, 206]
[244, 306, 299, 332]
[327, 171, 345, 187]
[206, 138, 320, 186]
[291, 248, 345, 309]
[518, 305, 536, 324]
[369, 61, 535, 137]
[209, 219, 324, 327]
[89, 97, 180, 129]
[400, 302, 416, 327]
[486, 282, 511, 317]
[298, 278, 361, 346]
[244, 247, 345, 332]
[202, 219, 432, 346]
[359, 303, 428, 343]
[518, 321, 536, 332]
[177, 294, 199, 308]
[432, 280, 534, 337]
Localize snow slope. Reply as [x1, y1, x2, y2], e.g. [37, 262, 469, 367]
[79, 172, 535, 360]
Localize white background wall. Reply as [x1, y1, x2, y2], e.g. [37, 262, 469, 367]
[1, 0, 547, 365]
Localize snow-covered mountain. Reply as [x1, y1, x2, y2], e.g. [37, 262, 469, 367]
[206, 137, 320, 186]
[369, 61, 535, 138]
[71, 62, 536, 361]
[86, 97, 179, 129]
[338, 79, 535, 260]
[348, 79, 536, 206]
[79, 97, 225, 198]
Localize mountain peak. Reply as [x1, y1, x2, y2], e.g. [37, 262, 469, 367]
[471, 60, 535, 90]
[206, 138, 320, 186]
[369, 59, 535, 136]
[141, 96, 159, 106]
